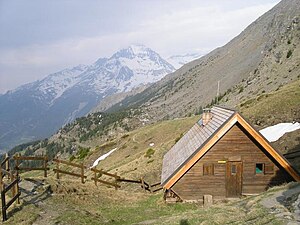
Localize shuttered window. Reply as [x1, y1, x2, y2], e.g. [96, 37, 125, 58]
[203, 163, 214, 176]
[255, 163, 274, 175]
[264, 164, 274, 174]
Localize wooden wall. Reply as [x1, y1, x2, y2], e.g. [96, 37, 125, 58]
[172, 123, 293, 201]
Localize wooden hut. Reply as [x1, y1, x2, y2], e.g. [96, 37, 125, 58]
[161, 106, 300, 203]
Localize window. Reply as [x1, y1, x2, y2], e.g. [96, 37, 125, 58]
[255, 163, 264, 174]
[203, 163, 214, 176]
[264, 164, 274, 174]
[231, 165, 237, 175]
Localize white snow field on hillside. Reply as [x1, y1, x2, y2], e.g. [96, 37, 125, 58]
[260, 122, 300, 142]
[90, 148, 117, 168]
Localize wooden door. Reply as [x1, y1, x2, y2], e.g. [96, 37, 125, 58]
[226, 161, 242, 198]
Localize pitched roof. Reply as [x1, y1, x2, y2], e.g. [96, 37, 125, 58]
[161, 106, 300, 189]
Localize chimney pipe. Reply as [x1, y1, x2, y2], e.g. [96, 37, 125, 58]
[202, 108, 212, 126]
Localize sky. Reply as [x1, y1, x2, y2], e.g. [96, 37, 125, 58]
[0, 0, 280, 94]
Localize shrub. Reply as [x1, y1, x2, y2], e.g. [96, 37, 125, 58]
[77, 146, 90, 160]
[121, 134, 129, 139]
[145, 148, 155, 158]
[69, 155, 75, 161]
[238, 86, 244, 93]
[175, 133, 184, 143]
[147, 159, 154, 164]
[287, 50, 293, 58]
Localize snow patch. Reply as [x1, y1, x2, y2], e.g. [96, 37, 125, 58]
[259, 122, 300, 142]
[90, 148, 117, 168]
[168, 53, 203, 69]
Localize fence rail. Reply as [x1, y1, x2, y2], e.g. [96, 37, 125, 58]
[91, 168, 120, 189]
[13, 154, 49, 177]
[116, 177, 161, 193]
[150, 182, 163, 193]
[1, 172, 20, 222]
[284, 151, 300, 159]
[53, 158, 86, 183]
[1, 154, 9, 170]
[0, 152, 161, 221]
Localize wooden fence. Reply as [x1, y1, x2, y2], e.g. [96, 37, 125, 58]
[53, 158, 87, 184]
[1, 154, 10, 178]
[0, 155, 21, 221]
[1, 172, 20, 222]
[116, 177, 162, 193]
[0, 152, 163, 221]
[284, 151, 300, 159]
[13, 154, 49, 177]
[91, 168, 121, 189]
[149, 182, 163, 193]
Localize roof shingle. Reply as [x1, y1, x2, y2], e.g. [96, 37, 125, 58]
[161, 106, 236, 185]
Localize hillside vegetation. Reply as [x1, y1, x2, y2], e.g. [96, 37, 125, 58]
[5, 79, 299, 185]
[6, 175, 299, 225]
[4, 78, 298, 224]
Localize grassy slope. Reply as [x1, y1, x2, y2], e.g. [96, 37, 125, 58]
[6, 177, 293, 225]
[3, 81, 299, 224]
[85, 116, 199, 184]
[239, 79, 300, 171]
[89, 79, 299, 182]
[239, 79, 300, 130]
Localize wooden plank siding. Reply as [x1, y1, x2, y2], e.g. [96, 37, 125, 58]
[171, 124, 293, 201]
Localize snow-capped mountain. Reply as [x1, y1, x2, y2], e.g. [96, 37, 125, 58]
[0, 45, 175, 150]
[168, 53, 203, 69]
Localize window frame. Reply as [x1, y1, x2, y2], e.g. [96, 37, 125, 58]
[203, 163, 214, 176]
[231, 164, 237, 175]
[255, 163, 265, 175]
[264, 163, 274, 175]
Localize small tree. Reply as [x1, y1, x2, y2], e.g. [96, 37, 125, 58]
[287, 50, 293, 58]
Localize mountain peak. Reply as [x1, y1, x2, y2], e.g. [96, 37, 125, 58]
[128, 44, 150, 55]
[0, 44, 175, 149]
[112, 44, 154, 59]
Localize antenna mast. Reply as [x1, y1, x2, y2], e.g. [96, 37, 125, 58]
[216, 80, 220, 105]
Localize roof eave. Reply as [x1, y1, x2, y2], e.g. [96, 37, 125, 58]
[163, 112, 300, 189]
[236, 114, 300, 182]
[163, 113, 238, 189]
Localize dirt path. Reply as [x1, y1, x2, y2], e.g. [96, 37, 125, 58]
[261, 183, 300, 225]
[17, 178, 61, 224]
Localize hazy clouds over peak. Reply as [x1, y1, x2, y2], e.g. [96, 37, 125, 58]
[0, 0, 280, 93]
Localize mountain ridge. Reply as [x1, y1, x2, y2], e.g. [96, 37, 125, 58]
[0, 45, 175, 150]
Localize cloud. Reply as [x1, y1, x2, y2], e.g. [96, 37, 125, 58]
[0, 1, 279, 93]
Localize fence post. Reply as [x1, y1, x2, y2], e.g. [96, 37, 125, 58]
[114, 173, 118, 190]
[56, 159, 60, 180]
[81, 163, 84, 184]
[94, 170, 97, 186]
[15, 154, 20, 177]
[0, 169, 3, 192]
[141, 177, 146, 192]
[15, 173, 20, 204]
[10, 171, 15, 199]
[1, 189, 7, 221]
[44, 156, 48, 177]
[5, 153, 9, 172]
